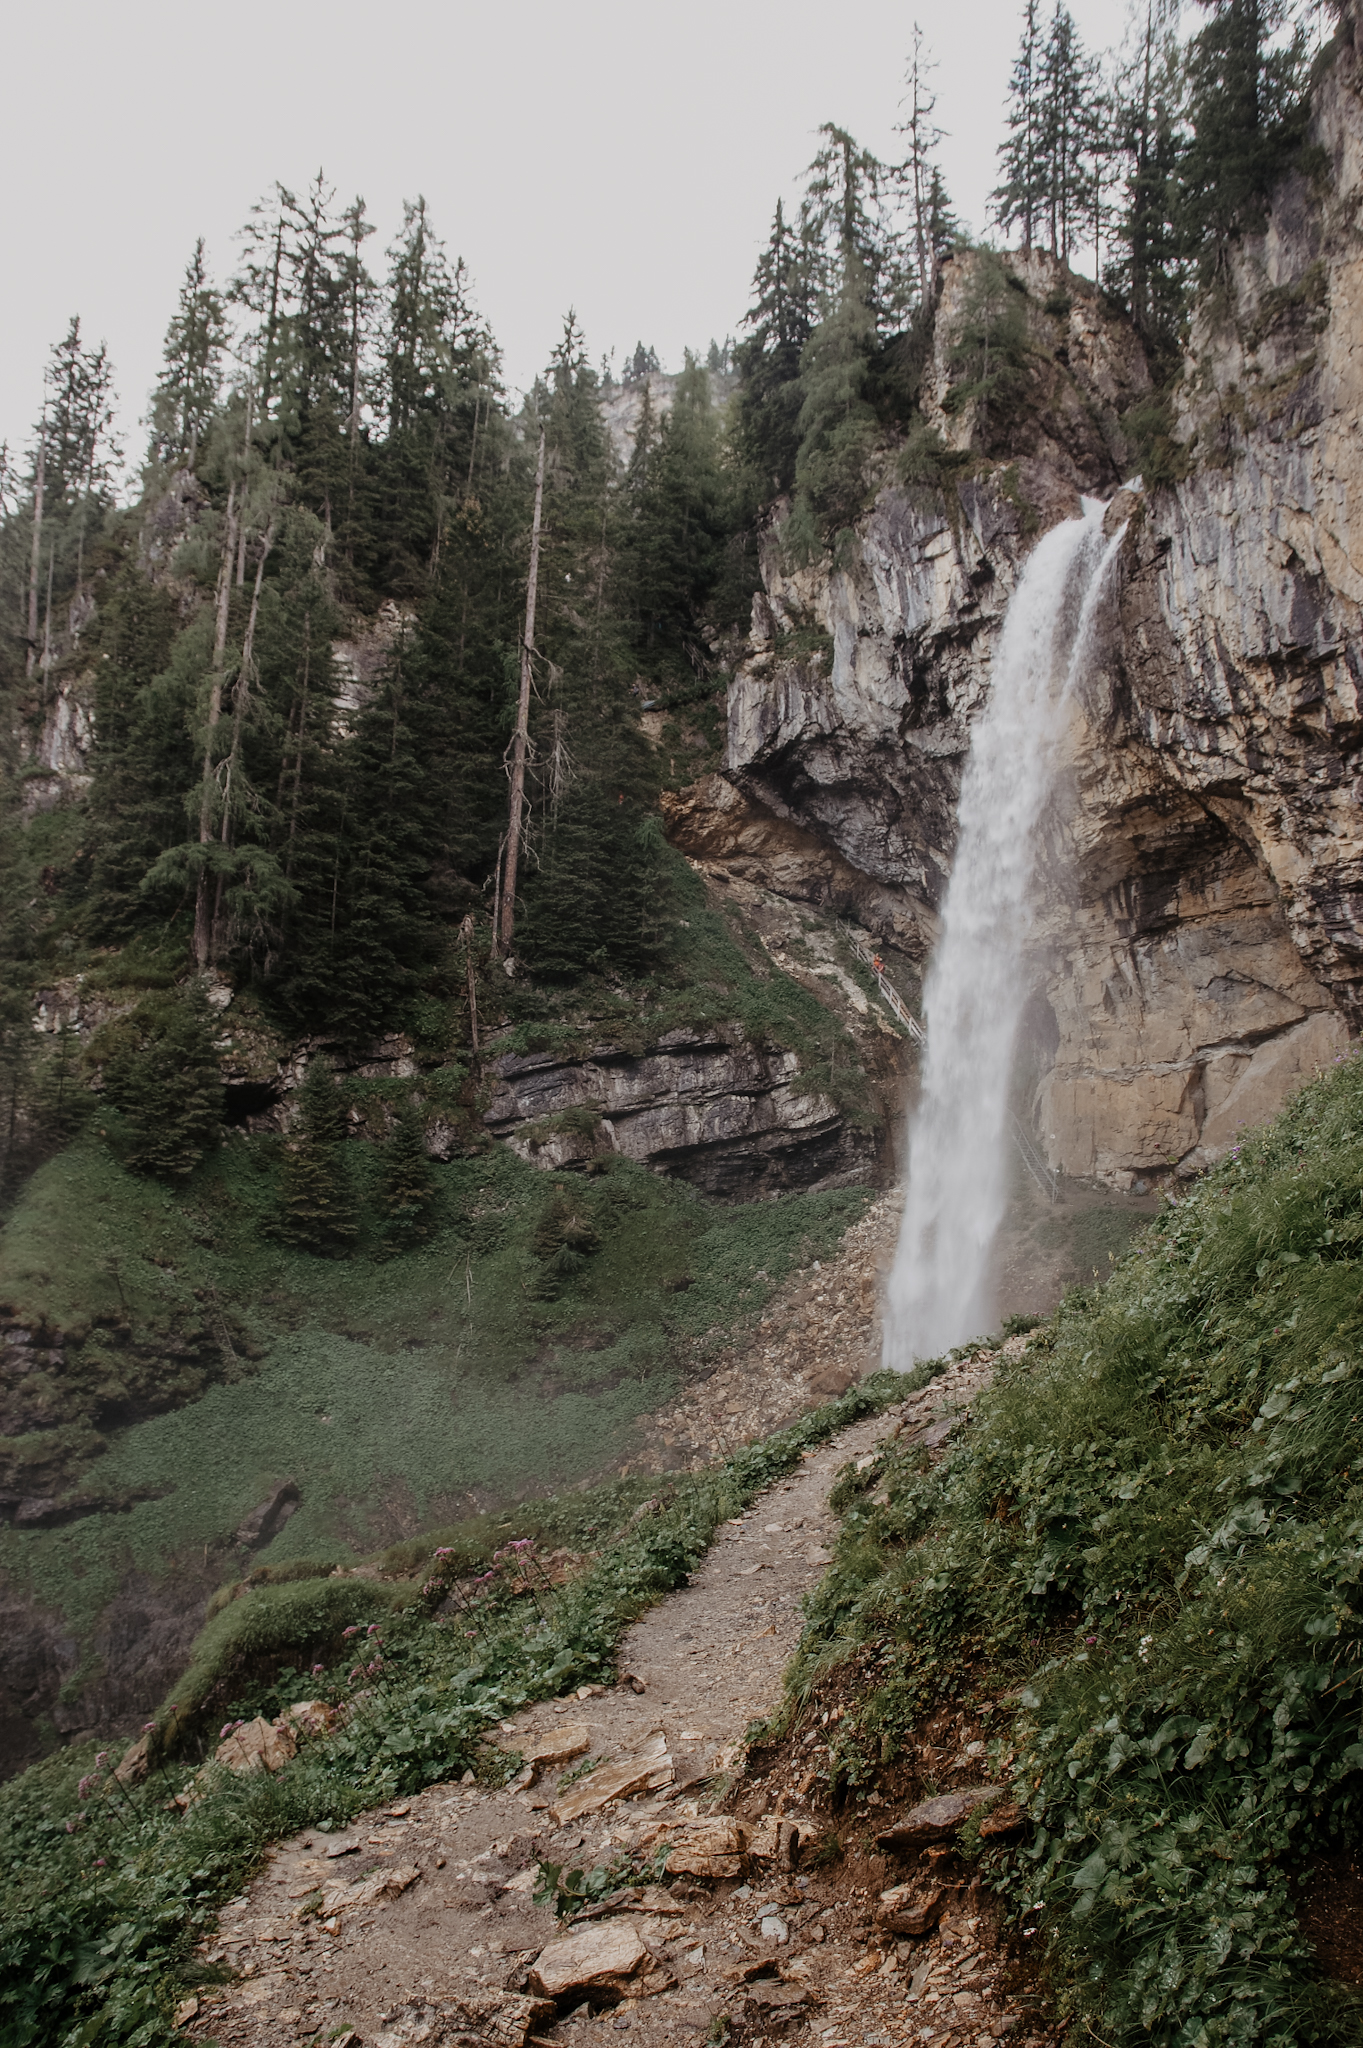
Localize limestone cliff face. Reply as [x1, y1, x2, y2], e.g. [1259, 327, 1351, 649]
[709, 46, 1363, 1187]
[483, 1025, 875, 1199]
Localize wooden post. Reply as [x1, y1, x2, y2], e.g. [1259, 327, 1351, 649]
[496, 426, 546, 958]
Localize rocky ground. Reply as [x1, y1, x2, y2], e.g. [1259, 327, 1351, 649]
[622, 1195, 899, 1478]
[180, 1313, 1049, 2048]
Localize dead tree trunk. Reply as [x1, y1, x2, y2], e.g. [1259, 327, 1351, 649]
[459, 913, 480, 1054]
[194, 483, 239, 969]
[25, 429, 45, 679]
[210, 522, 275, 960]
[496, 426, 546, 958]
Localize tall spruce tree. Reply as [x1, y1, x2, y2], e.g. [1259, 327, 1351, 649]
[892, 27, 950, 313]
[1039, 5, 1098, 264]
[379, 1105, 439, 1252]
[994, 1, 1048, 251]
[98, 988, 224, 1179]
[732, 200, 819, 498]
[1177, 0, 1309, 278]
[149, 242, 229, 469]
[1107, 1, 1187, 347]
[276, 1055, 358, 1252]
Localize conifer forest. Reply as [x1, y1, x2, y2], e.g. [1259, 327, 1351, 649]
[0, 0, 1322, 1152]
[7, 4, 1363, 2044]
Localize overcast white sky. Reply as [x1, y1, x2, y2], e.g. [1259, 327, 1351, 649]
[2, 0, 1132, 475]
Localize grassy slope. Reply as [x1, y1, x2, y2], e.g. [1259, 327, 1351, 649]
[787, 1049, 1363, 2046]
[1, 1131, 868, 1663]
[0, 1374, 915, 2048]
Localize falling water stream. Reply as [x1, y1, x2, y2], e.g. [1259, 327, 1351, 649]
[882, 496, 1128, 1368]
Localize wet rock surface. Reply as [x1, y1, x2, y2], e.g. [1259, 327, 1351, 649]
[715, 210, 1361, 1188]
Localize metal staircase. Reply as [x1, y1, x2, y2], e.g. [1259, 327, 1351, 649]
[837, 921, 926, 1042]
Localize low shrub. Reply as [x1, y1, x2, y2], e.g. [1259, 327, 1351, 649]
[785, 1048, 1363, 2045]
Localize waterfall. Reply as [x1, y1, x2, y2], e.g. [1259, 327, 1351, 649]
[882, 496, 1128, 1369]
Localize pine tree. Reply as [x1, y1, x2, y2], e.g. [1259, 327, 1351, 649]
[43, 318, 120, 507]
[732, 199, 818, 497]
[1039, 6, 1098, 264]
[618, 355, 727, 674]
[802, 125, 888, 313]
[785, 250, 879, 559]
[994, 2, 1101, 267]
[944, 251, 1032, 431]
[98, 988, 223, 1178]
[518, 789, 666, 982]
[893, 27, 950, 312]
[993, 0, 1047, 251]
[82, 567, 182, 938]
[1107, 2, 1187, 346]
[378, 1106, 438, 1252]
[375, 199, 496, 597]
[149, 242, 229, 469]
[1177, 0, 1309, 279]
[276, 1055, 358, 1252]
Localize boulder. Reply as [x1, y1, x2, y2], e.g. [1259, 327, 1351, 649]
[549, 1731, 672, 1823]
[746, 1982, 812, 2014]
[877, 1881, 946, 1935]
[214, 1715, 297, 1775]
[114, 1733, 151, 1786]
[874, 1786, 1004, 1849]
[321, 1862, 420, 1915]
[512, 1721, 591, 1779]
[747, 1814, 800, 1867]
[279, 1698, 335, 1740]
[446, 1991, 557, 2047]
[528, 1918, 654, 2004]
[662, 1817, 748, 1879]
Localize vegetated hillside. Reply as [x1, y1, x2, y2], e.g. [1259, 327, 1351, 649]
[2, 1044, 1361, 2048]
[0, 1376, 913, 2048]
[0, 1093, 875, 1778]
[779, 1046, 1363, 2044]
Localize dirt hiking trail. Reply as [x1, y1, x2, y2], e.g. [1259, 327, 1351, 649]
[183, 1329, 1053, 2048]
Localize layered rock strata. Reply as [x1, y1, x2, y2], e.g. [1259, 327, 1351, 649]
[482, 1024, 875, 1200]
[716, 48, 1363, 1185]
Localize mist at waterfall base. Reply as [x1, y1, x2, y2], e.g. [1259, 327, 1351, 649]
[883, 498, 1129, 1370]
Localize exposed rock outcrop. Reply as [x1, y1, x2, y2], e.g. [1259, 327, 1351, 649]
[714, 51, 1363, 1186]
[482, 1023, 876, 1199]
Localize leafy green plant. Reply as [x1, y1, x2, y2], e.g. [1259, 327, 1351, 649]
[785, 1047, 1363, 2045]
[533, 1839, 672, 1918]
[553, 1752, 602, 1794]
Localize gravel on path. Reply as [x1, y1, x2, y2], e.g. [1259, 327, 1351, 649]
[184, 1216, 1043, 2048]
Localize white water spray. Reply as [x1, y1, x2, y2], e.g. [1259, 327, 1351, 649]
[882, 497, 1128, 1368]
